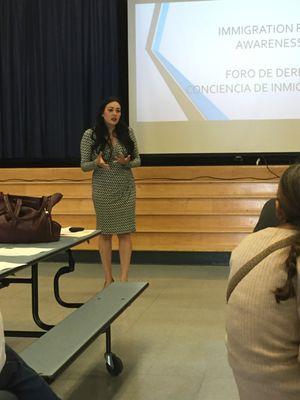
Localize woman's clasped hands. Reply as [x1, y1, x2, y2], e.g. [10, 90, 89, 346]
[97, 152, 131, 169]
[96, 152, 110, 169]
[115, 154, 131, 165]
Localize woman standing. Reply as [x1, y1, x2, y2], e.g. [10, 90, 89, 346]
[226, 164, 300, 400]
[80, 97, 140, 287]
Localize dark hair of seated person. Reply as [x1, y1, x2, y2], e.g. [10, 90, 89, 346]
[253, 198, 279, 232]
[272, 164, 300, 303]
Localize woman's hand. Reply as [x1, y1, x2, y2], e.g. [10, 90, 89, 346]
[115, 154, 131, 165]
[96, 152, 110, 169]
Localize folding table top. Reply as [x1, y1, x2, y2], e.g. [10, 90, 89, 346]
[0, 229, 100, 277]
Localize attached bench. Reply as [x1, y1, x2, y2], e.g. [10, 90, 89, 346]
[20, 281, 149, 382]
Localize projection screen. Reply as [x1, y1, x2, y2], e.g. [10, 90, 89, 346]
[127, 0, 300, 154]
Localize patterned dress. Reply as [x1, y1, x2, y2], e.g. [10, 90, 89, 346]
[80, 128, 140, 234]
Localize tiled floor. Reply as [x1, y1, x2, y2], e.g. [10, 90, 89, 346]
[0, 261, 239, 400]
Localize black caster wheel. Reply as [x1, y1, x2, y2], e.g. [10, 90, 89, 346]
[105, 353, 123, 376]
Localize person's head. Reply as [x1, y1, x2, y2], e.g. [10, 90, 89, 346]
[276, 164, 300, 227]
[92, 96, 134, 158]
[96, 97, 122, 131]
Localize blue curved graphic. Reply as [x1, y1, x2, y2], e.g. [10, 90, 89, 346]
[152, 3, 228, 121]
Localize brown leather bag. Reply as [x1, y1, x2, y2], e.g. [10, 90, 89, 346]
[0, 192, 63, 243]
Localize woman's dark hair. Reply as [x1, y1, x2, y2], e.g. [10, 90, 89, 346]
[274, 164, 300, 303]
[91, 97, 134, 160]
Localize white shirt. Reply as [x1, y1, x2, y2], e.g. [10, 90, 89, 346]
[0, 312, 6, 372]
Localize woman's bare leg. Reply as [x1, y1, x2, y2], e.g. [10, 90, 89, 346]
[98, 234, 113, 286]
[118, 233, 132, 281]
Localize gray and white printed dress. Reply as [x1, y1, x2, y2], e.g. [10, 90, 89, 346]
[80, 128, 140, 234]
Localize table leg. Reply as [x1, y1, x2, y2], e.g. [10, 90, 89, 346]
[4, 264, 53, 336]
[53, 249, 83, 308]
[31, 263, 54, 331]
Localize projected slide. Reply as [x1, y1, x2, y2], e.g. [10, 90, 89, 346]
[135, 0, 300, 121]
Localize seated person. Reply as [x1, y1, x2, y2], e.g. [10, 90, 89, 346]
[253, 198, 279, 232]
[0, 312, 60, 400]
[226, 164, 300, 400]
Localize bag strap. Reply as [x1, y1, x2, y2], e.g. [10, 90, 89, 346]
[226, 233, 300, 302]
[47, 193, 63, 211]
[4, 195, 22, 219]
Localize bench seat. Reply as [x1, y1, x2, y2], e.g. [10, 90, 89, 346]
[20, 282, 148, 382]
